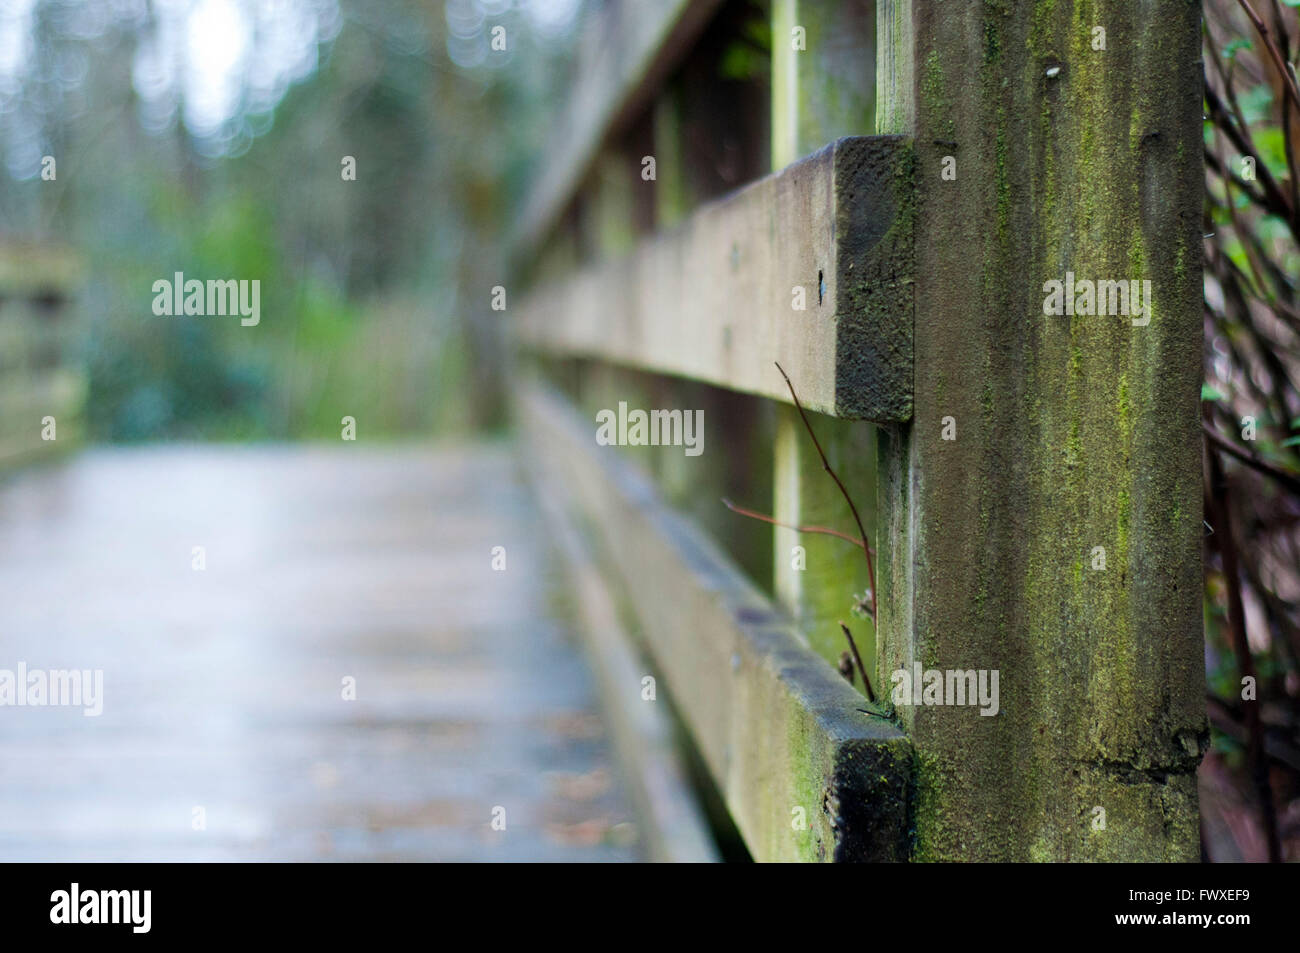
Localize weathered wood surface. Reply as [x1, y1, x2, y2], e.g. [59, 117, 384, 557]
[874, 0, 913, 137]
[516, 135, 914, 422]
[518, 381, 912, 862]
[512, 0, 724, 258]
[772, 0, 878, 170]
[873, 0, 1206, 860]
[0, 446, 645, 861]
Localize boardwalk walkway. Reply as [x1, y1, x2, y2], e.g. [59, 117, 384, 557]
[0, 444, 641, 861]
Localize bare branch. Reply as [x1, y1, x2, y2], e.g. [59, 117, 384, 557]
[1203, 422, 1300, 496]
[1236, 0, 1300, 113]
[721, 497, 869, 551]
[839, 621, 875, 703]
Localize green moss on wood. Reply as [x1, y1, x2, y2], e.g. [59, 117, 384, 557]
[884, 0, 1207, 861]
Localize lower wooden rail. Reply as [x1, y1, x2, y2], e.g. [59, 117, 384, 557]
[529, 453, 721, 862]
[517, 380, 912, 862]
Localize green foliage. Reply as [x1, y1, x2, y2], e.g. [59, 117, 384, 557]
[3, 0, 579, 442]
[719, 14, 771, 80]
[1203, 0, 1300, 861]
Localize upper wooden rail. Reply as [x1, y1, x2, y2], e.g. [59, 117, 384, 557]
[516, 135, 914, 422]
[511, 0, 723, 259]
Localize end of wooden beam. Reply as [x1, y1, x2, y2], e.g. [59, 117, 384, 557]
[516, 136, 915, 422]
[832, 135, 915, 422]
[744, 622, 913, 861]
[830, 733, 914, 861]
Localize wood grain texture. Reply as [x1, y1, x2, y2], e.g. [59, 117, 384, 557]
[516, 135, 914, 422]
[874, 0, 1206, 860]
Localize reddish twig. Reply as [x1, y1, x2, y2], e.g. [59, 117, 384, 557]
[774, 361, 877, 623]
[721, 497, 871, 551]
[1205, 428, 1282, 862]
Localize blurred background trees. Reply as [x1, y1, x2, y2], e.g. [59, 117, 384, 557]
[0, 0, 581, 439]
[1203, 0, 1300, 862]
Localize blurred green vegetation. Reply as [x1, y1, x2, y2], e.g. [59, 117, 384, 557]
[1202, 0, 1300, 862]
[0, 0, 581, 442]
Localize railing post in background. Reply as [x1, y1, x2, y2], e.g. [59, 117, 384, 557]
[874, 0, 1207, 859]
[0, 242, 84, 467]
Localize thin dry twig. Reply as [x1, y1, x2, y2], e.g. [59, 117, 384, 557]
[839, 621, 875, 703]
[1201, 0, 1300, 864]
[1237, 0, 1300, 113]
[773, 361, 878, 624]
[1206, 432, 1283, 862]
[1203, 421, 1300, 495]
[720, 364, 883, 707]
[720, 497, 870, 551]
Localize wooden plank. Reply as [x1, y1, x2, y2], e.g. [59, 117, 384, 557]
[615, 60, 773, 585]
[772, 411, 878, 674]
[516, 135, 914, 422]
[874, 0, 912, 137]
[530, 453, 721, 863]
[512, 0, 724, 258]
[0, 446, 644, 861]
[517, 380, 912, 862]
[772, 0, 876, 169]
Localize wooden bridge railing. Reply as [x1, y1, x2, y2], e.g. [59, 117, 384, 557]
[0, 241, 84, 467]
[511, 0, 1206, 862]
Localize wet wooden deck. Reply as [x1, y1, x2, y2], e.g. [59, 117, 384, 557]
[0, 445, 641, 861]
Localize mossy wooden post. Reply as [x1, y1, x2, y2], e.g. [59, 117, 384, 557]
[874, 0, 1206, 859]
[771, 0, 880, 679]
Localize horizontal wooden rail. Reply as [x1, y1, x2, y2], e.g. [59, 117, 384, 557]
[517, 380, 912, 862]
[531, 455, 720, 862]
[512, 0, 723, 258]
[515, 136, 914, 422]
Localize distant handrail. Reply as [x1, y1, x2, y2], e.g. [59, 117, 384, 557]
[510, 0, 723, 262]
